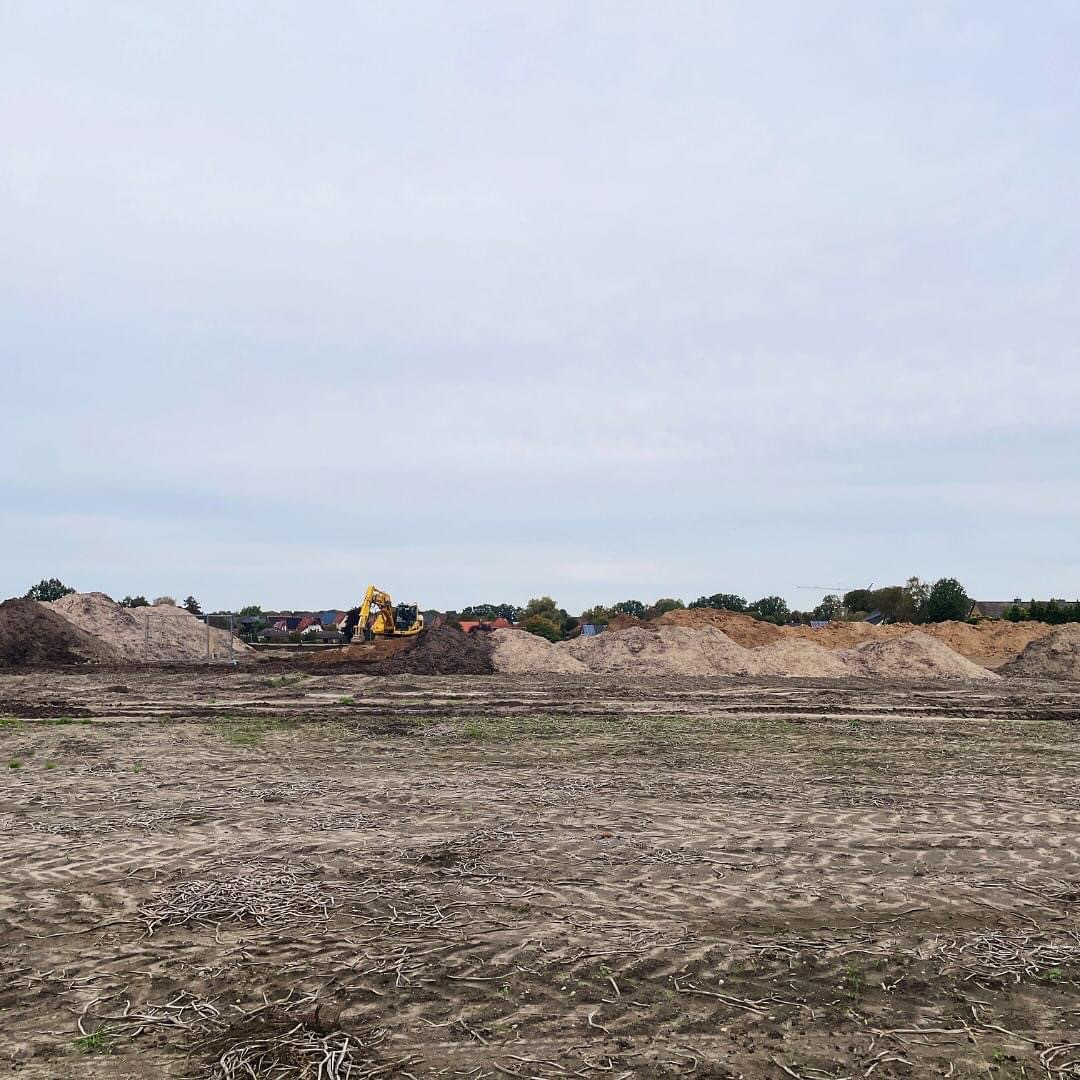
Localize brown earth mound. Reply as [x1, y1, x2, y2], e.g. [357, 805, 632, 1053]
[1001, 624, 1080, 680]
[923, 620, 1055, 667]
[491, 628, 587, 674]
[308, 637, 414, 667]
[605, 614, 649, 631]
[656, 608, 784, 647]
[563, 625, 752, 676]
[0, 598, 119, 667]
[371, 625, 495, 675]
[842, 631, 998, 681]
[785, 618, 1052, 665]
[49, 592, 250, 662]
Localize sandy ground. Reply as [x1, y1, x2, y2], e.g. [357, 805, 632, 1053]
[1, 668, 1079, 1079]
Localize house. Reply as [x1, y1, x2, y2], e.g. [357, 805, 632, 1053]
[458, 618, 515, 633]
[969, 600, 1027, 619]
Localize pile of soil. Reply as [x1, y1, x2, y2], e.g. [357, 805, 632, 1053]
[308, 637, 414, 667]
[369, 626, 495, 675]
[49, 592, 250, 662]
[746, 638, 852, 678]
[0, 598, 119, 667]
[604, 613, 649, 631]
[562, 625, 753, 676]
[923, 620, 1054, 667]
[1001, 624, 1080, 680]
[491, 628, 587, 674]
[842, 631, 999, 681]
[785, 618, 1053, 665]
[656, 608, 784, 648]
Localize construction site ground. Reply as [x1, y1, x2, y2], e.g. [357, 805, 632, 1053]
[2, 668, 1079, 1079]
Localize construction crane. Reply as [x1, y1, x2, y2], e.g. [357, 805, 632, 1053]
[342, 585, 423, 643]
[796, 583, 873, 594]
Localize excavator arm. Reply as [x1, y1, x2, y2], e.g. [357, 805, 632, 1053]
[348, 585, 423, 642]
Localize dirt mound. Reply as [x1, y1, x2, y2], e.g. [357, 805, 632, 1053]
[308, 637, 414, 667]
[491, 629, 587, 674]
[842, 631, 998, 681]
[369, 625, 495, 675]
[1001, 624, 1080, 680]
[787, 621, 908, 649]
[784, 618, 1051, 665]
[605, 613, 649, 631]
[923, 620, 1055, 666]
[748, 638, 852, 678]
[656, 608, 784, 647]
[563, 625, 752, 676]
[0, 598, 119, 667]
[49, 592, 250, 662]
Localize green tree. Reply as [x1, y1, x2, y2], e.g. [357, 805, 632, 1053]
[811, 594, 843, 621]
[900, 577, 930, 623]
[522, 597, 573, 638]
[120, 595, 149, 608]
[748, 596, 790, 624]
[842, 588, 873, 614]
[153, 595, 176, 607]
[460, 603, 522, 622]
[24, 578, 75, 602]
[183, 596, 203, 615]
[613, 599, 646, 618]
[524, 596, 559, 619]
[645, 598, 684, 619]
[523, 614, 562, 641]
[580, 604, 612, 626]
[926, 578, 972, 623]
[689, 593, 747, 612]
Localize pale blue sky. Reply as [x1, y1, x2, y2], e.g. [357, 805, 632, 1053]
[2, 2, 1078, 613]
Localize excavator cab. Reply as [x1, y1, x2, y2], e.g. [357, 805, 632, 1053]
[394, 604, 419, 632]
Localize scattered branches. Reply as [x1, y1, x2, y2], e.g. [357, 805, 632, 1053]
[140, 872, 335, 933]
[937, 929, 1080, 982]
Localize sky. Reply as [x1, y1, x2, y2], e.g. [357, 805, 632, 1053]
[2, 1, 1079, 614]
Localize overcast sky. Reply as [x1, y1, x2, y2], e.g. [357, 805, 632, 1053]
[2, 2, 1078, 613]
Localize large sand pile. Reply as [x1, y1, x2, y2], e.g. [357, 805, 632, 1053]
[1001, 624, 1080, 680]
[48, 593, 250, 662]
[842, 631, 999, 681]
[0, 598, 120, 667]
[746, 638, 853, 678]
[562, 625, 753, 676]
[786, 618, 1053, 665]
[491, 629, 587, 674]
[922, 620, 1055, 667]
[656, 608, 784, 647]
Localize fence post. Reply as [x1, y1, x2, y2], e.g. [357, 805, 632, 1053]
[206, 617, 211, 665]
[144, 614, 149, 663]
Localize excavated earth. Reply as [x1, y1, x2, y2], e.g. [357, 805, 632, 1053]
[0, 598, 119, 667]
[1, 667, 1079, 1079]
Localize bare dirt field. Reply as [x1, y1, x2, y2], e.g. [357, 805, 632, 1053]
[2, 668, 1079, 1079]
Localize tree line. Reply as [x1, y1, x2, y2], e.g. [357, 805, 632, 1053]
[447, 577, 975, 641]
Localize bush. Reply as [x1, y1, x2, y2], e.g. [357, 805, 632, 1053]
[120, 595, 150, 608]
[24, 578, 75, 602]
[748, 596, 790, 624]
[926, 578, 971, 623]
[153, 596, 177, 607]
[523, 615, 562, 642]
[689, 593, 747, 612]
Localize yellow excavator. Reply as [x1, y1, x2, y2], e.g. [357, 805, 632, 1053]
[342, 585, 423, 643]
